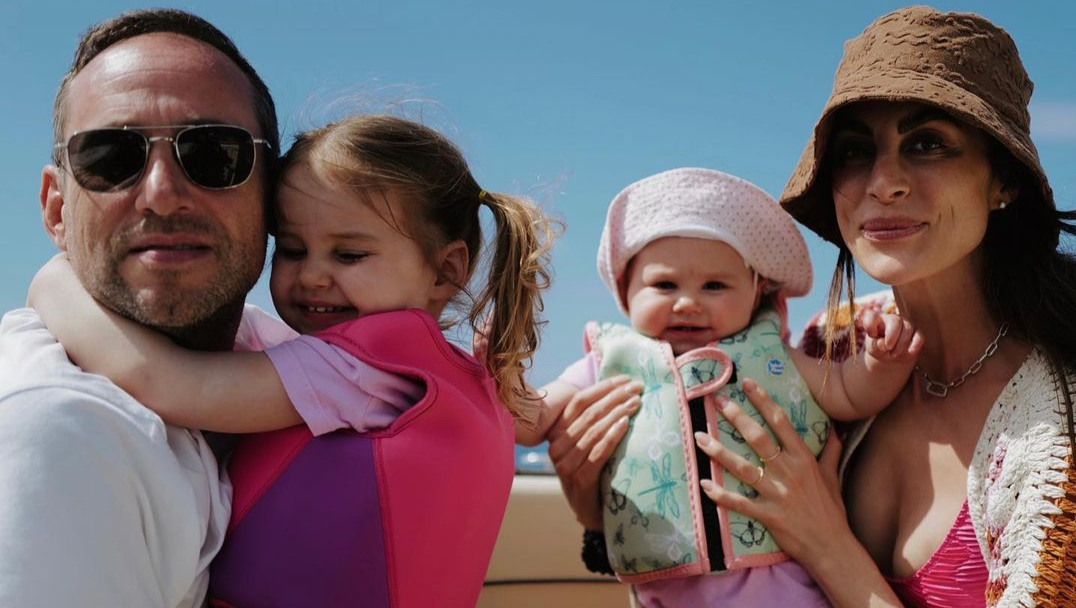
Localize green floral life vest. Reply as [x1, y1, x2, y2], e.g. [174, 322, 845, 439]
[589, 308, 830, 583]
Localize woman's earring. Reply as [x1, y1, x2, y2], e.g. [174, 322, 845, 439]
[998, 200, 1008, 210]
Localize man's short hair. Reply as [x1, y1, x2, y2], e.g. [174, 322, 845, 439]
[51, 9, 279, 174]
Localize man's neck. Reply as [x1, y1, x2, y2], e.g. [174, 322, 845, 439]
[156, 298, 246, 351]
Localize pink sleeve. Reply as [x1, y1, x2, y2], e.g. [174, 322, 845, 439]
[234, 304, 300, 351]
[264, 335, 424, 436]
[557, 352, 598, 390]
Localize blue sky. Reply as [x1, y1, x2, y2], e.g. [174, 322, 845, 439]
[1, 1, 1073, 383]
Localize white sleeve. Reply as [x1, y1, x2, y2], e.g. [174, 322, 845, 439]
[0, 386, 210, 608]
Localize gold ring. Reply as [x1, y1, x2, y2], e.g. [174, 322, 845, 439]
[760, 446, 782, 463]
[750, 466, 765, 486]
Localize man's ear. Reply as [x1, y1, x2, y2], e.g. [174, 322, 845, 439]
[40, 165, 68, 251]
[432, 240, 470, 302]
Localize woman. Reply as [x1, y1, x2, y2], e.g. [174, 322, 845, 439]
[550, 7, 1076, 607]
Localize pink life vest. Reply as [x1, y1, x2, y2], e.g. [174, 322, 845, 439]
[208, 309, 515, 608]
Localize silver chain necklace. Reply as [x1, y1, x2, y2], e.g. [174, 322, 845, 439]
[916, 323, 1009, 398]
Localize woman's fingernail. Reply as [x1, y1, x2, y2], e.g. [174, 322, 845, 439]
[743, 379, 758, 393]
[626, 381, 645, 394]
[624, 395, 642, 410]
[612, 374, 631, 384]
[715, 396, 730, 412]
[700, 479, 715, 492]
[694, 431, 712, 447]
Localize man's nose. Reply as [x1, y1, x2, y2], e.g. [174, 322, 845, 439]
[134, 140, 194, 216]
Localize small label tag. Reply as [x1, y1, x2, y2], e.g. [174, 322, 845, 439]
[767, 359, 784, 375]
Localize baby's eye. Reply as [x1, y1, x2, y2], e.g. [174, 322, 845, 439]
[703, 281, 727, 291]
[334, 251, 369, 264]
[274, 246, 305, 260]
[653, 281, 677, 290]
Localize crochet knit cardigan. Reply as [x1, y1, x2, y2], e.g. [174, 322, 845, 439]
[834, 348, 1076, 608]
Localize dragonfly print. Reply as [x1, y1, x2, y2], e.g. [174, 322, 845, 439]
[632, 353, 672, 420]
[788, 399, 810, 437]
[639, 453, 682, 519]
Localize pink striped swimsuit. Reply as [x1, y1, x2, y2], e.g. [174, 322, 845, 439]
[886, 500, 988, 608]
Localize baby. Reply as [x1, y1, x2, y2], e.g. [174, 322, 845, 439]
[532, 168, 920, 607]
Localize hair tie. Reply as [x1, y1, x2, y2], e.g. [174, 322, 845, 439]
[478, 190, 489, 202]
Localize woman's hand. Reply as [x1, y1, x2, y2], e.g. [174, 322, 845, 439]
[694, 378, 846, 563]
[695, 378, 906, 607]
[545, 376, 642, 530]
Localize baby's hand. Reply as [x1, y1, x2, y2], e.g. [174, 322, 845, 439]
[861, 310, 924, 366]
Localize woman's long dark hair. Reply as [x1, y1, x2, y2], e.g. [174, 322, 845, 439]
[981, 143, 1076, 456]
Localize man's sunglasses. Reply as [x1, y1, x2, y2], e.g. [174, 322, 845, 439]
[55, 124, 273, 192]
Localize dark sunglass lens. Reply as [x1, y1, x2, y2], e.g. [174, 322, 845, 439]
[177, 126, 256, 189]
[66, 130, 147, 192]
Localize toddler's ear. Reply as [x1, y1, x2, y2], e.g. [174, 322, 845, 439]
[433, 239, 469, 295]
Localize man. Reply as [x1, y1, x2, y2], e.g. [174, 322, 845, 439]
[0, 10, 279, 606]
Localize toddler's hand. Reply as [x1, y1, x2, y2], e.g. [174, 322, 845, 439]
[861, 310, 924, 365]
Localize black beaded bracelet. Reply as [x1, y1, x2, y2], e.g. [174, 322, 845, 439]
[581, 528, 615, 575]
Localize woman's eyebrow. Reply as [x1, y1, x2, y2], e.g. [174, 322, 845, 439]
[897, 108, 957, 133]
[831, 117, 871, 136]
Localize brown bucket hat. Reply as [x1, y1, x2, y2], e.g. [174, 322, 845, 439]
[781, 5, 1054, 245]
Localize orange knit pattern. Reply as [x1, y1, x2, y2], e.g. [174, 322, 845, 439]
[1030, 457, 1076, 608]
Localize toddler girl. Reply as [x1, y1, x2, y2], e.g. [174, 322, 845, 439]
[538, 168, 921, 607]
[30, 114, 556, 608]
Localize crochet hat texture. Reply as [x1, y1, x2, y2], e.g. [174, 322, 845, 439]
[781, 6, 1054, 244]
[598, 167, 812, 315]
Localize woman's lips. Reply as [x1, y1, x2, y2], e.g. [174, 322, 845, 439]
[861, 218, 926, 241]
